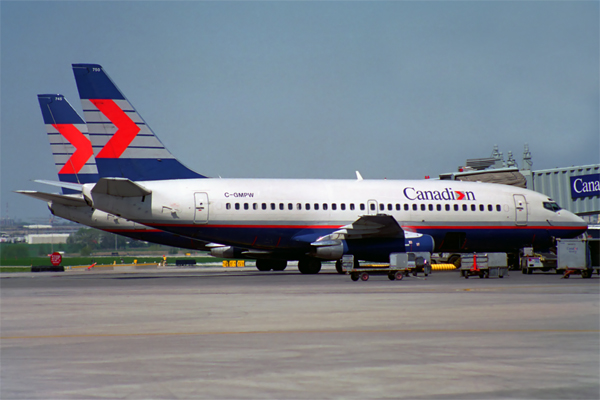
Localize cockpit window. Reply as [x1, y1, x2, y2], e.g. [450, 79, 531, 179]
[543, 201, 561, 212]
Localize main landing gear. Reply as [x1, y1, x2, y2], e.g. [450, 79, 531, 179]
[298, 259, 322, 274]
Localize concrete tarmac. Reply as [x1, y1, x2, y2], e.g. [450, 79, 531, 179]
[1, 265, 599, 399]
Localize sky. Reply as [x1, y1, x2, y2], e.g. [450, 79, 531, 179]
[1, 1, 598, 221]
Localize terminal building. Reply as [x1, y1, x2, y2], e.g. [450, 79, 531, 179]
[439, 145, 599, 224]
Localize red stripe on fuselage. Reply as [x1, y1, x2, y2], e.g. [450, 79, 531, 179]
[153, 224, 345, 229]
[92, 99, 140, 158]
[53, 124, 94, 174]
[149, 223, 583, 231]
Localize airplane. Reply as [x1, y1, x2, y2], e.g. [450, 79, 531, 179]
[34, 64, 589, 274]
[18, 94, 211, 251]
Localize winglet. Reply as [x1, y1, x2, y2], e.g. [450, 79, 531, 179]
[356, 171, 363, 181]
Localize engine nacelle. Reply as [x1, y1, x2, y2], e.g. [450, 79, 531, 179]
[312, 242, 344, 260]
[311, 233, 435, 262]
[210, 246, 248, 259]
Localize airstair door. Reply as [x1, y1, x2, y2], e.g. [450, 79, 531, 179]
[513, 194, 527, 226]
[194, 192, 209, 224]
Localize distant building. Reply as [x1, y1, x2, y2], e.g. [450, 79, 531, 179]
[26, 234, 70, 245]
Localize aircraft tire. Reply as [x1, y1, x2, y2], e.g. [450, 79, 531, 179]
[272, 260, 288, 271]
[298, 259, 321, 274]
[335, 260, 345, 274]
[255, 259, 272, 271]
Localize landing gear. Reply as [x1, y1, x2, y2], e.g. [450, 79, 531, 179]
[298, 258, 322, 274]
[335, 260, 345, 274]
[448, 254, 461, 268]
[255, 259, 287, 272]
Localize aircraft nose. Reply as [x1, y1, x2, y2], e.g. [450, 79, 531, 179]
[565, 211, 588, 229]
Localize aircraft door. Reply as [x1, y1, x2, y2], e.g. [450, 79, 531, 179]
[513, 194, 527, 226]
[367, 200, 378, 216]
[194, 192, 209, 224]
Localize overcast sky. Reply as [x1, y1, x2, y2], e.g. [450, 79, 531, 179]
[1, 1, 598, 221]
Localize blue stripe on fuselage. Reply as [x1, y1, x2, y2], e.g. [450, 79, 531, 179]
[147, 224, 585, 253]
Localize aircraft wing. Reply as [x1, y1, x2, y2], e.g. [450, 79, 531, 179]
[324, 214, 405, 240]
[15, 190, 88, 207]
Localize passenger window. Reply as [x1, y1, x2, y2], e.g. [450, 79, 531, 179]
[253, 203, 258, 210]
[350, 203, 355, 211]
[437, 204, 442, 211]
[244, 203, 249, 210]
[421, 204, 426, 211]
[445, 204, 450, 211]
[323, 203, 328, 210]
[297, 203, 302, 210]
[305, 203, 311, 210]
[332, 203, 337, 210]
[428, 204, 433, 211]
[341, 204, 346, 211]
[396, 204, 401, 211]
[454, 204, 459, 211]
[279, 203, 284, 210]
[471, 204, 476, 211]
[370, 204, 376, 211]
[488, 204, 493, 211]
[413, 204, 417, 211]
[271, 203, 276, 210]
[262, 203, 267, 210]
[314, 203, 319, 210]
[288, 203, 293, 210]
[360, 204, 365, 211]
[496, 204, 501, 212]
[387, 204, 393, 211]
[462, 204, 467, 211]
[404, 204, 409, 211]
[226, 203, 231, 210]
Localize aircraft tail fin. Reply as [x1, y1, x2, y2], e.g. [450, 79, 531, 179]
[38, 94, 99, 194]
[72, 64, 206, 181]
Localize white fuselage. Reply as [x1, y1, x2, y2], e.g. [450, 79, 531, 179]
[82, 178, 587, 256]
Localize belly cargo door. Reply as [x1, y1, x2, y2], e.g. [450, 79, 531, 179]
[194, 192, 209, 224]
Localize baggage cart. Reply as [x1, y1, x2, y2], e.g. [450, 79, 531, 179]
[557, 238, 594, 279]
[460, 253, 508, 279]
[342, 253, 415, 282]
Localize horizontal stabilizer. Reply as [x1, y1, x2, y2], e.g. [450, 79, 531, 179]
[15, 190, 88, 207]
[91, 177, 152, 197]
[34, 179, 84, 192]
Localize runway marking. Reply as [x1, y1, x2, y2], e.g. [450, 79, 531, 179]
[3, 328, 599, 340]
